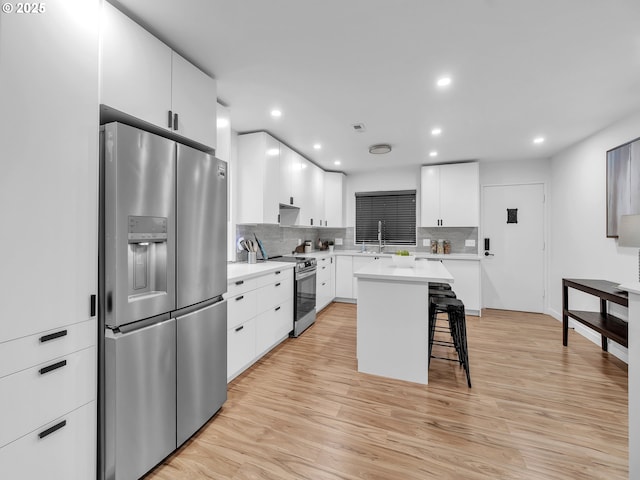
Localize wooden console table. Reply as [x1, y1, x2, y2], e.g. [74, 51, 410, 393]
[562, 278, 628, 350]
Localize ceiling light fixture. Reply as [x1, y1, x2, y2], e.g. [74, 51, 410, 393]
[533, 136, 545, 144]
[270, 109, 282, 118]
[334, 160, 341, 166]
[429, 150, 438, 157]
[431, 127, 442, 136]
[313, 143, 322, 150]
[369, 144, 392, 155]
[436, 76, 452, 87]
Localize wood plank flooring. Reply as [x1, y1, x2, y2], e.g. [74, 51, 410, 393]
[146, 303, 628, 479]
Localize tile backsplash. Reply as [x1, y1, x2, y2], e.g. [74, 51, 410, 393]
[235, 224, 478, 260]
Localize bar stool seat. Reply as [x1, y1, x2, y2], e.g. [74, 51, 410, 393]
[429, 282, 452, 290]
[428, 296, 472, 388]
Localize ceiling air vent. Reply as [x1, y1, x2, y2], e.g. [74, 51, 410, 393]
[352, 123, 366, 133]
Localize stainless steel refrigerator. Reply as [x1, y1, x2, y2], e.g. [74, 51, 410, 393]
[99, 122, 227, 480]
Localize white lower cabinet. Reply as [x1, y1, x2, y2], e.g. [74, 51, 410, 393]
[335, 256, 354, 299]
[0, 401, 96, 480]
[227, 319, 256, 378]
[440, 260, 481, 315]
[316, 255, 334, 311]
[227, 267, 294, 381]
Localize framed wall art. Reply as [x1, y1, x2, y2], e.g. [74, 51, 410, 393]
[606, 136, 640, 237]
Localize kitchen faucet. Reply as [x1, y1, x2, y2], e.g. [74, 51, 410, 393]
[378, 220, 385, 253]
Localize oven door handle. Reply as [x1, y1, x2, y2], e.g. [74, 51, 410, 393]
[296, 268, 317, 280]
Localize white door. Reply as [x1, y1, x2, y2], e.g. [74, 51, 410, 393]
[482, 184, 545, 312]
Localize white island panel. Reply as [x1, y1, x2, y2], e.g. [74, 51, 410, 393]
[354, 259, 453, 385]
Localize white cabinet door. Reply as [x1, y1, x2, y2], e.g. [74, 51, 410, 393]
[441, 260, 481, 315]
[216, 103, 231, 162]
[100, 2, 172, 129]
[279, 144, 295, 207]
[324, 172, 345, 227]
[0, 0, 98, 342]
[237, 133, 280, 224]
[352, 256, 378, 299]
[420, 166, 441, 227]
[316, 256, 333, 310]
[171, 52, 217, 149]
[420, 163, 479, 227]
[311, 164, 325, 226]
[335, 256, 354, 299]
[439, 162, 479, 227]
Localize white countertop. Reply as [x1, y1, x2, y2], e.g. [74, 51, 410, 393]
[620, 282, 640, 295]
[300, 250, 481, 261]
[227, 261, 294, 283]
[353, 257, 454, 283]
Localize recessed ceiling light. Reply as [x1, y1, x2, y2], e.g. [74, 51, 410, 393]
[270, 109, 282, 118]
[334, 160, 341, 166]
[431, 127, 442, 136]
[313, 143, 322, 150]
[533, 136, 545, 144]
[216, 118, 229, 128]
[429, 150, 438, 157]
[436, 76, 452, 88]
[266, 148, 279, 156]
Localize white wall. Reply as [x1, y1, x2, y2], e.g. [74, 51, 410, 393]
[548, 110, 640, 360]
[480, 158, 550, 185]
[345, 166, 421, 227]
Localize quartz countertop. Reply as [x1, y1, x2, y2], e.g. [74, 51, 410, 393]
[353, 257, 454, 283]
[227, 261, 294, 283]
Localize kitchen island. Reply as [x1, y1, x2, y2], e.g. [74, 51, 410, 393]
[354, 258, 454, 384]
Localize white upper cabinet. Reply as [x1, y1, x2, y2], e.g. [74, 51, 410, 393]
[215, 102, 231, 163]
[170, 52, 217, 148]
[324, 172, 345, 227]
[100, 3, 216, 149]
[420, 162, 479, 227]
[278, 144, 296, 207]
[236, 133, 279, 224]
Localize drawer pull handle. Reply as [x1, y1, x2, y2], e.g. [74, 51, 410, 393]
[235, 295, 244, 301]
[322, 282, 326, 286]
[275, 283, 281, 287]
[235, 280, 244, 285]
[275, 306, 281, 311]
[39, 420, 66, 439]
[275, 271, 281, 275]
[39, 330, 68, 343]
[39, 360, 67, 375]
[235, 325, 244, 332]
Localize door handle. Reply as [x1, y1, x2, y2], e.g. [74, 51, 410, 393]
[484, 251, 494, 257]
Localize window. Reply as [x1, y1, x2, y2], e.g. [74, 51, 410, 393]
[355, 190, 416, 245]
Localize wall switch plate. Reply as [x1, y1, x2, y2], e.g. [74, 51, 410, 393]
[335, 238, 343, 245]
[465, 239, 476, 247]
[422, 238, 430, 247]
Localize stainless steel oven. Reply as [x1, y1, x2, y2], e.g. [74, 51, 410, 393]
[270, 256, 317, 336]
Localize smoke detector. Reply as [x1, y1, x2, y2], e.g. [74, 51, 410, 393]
[369, 144, 392, 154]
[352, 123, 366, 133]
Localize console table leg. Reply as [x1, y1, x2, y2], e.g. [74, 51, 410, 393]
[600, 298, 608, 351]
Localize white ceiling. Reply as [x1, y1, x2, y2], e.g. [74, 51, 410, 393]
[112, 0, 640, 174]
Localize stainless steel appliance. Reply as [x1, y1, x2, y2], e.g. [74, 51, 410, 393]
[99, 122, 228, 480]
[270, 256, 317, 336]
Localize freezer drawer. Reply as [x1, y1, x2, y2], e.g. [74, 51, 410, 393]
[177, 300, 227, 446]
[104, 317, 176, 480]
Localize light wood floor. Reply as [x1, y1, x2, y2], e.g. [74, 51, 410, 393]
[147, 303, 628, 479]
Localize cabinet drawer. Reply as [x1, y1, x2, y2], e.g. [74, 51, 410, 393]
[227, 276, 258, 297]
[257, 277, 293, 313]
[317, 263, 331, 282]
[255, 268, 292, 289]
[0, 401, 95, 480]
[227, 289, 258, 330]
[227, 319, 256, 380]
[0, 320, 96, 379]
[0, 346, 96, 448]
[255, 301, 292, 356]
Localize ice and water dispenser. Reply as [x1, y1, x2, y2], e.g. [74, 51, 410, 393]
[127, 216, 169, 298]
